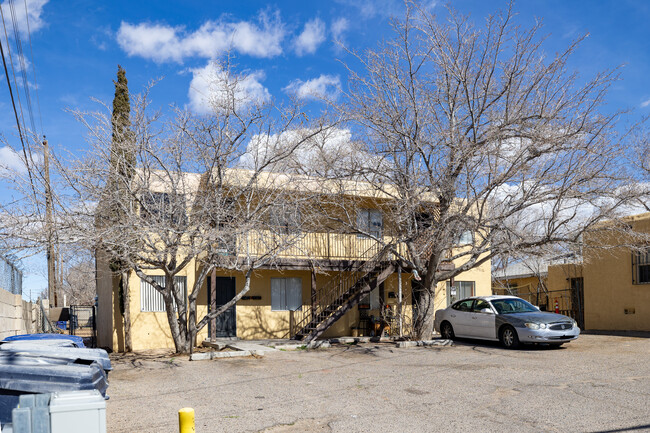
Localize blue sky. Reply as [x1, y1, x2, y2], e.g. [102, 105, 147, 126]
[1, 0, 649, 299]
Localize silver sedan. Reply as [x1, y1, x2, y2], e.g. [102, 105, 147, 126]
[434, 295, 580, 348]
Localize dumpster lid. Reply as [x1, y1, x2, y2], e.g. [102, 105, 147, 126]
[49, 390, 106, 413]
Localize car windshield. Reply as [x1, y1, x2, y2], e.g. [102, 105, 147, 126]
[490, 298, 538, 314]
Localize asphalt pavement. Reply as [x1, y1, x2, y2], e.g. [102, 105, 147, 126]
[107, 334, 650, 432]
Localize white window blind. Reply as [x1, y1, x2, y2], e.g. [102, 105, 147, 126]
[141, 276, 187, 312]
[271, 278, 302, 311]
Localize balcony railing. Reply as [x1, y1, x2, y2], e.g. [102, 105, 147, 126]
[233, 230, 404, 262]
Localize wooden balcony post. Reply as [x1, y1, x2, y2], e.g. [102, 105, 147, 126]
[311, 268, 317, 321]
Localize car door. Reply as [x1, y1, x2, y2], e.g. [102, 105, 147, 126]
[469, 299, 497, 339]
[448, 299, 475, 336]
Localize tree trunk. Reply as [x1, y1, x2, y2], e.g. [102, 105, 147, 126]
[121, 270, 132, 352]
[412, 277, 436, 340]
[163, 275, 188, 353]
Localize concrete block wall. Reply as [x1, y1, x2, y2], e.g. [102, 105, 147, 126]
[0, 287, 39, 339]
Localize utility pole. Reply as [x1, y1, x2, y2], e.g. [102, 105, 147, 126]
[43, 137, 57, 307]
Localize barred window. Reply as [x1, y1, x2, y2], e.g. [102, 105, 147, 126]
[632, 249, 650, 284]
[140, 276, 187, 312]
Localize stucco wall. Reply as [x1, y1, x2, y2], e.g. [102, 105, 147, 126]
[583, 213, 650, 331]
[104, 254, 492, 350]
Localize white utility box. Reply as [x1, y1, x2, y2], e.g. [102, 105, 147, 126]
[49, 390, 106, 433]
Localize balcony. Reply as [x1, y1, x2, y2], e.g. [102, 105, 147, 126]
[233, 230, 404, 263]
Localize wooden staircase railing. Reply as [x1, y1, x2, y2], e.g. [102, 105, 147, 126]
[288, 244, 394, 341]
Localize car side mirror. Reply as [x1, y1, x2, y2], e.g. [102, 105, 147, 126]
[480, 308, 493, 314]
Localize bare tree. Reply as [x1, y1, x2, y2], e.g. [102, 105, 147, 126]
[328, 2, 647, 339]
[53, 63, 328, 353]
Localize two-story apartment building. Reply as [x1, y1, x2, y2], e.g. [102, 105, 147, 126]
[96, 169, 492, 351]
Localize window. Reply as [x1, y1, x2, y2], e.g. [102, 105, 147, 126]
[472, 299, 492, 313]
[269, 204, 301, 234]
[632, 249, 650, 284]
[140, 276, 187, 312]
[271, 278, 302, 311]
[141, 192, 187, 225]
[357, 209, 383, 238]
[452, 299, 474, 312]
[455, 230, 474, 246]
[360, 285, 381, 310]
[447, 281, 475, 306]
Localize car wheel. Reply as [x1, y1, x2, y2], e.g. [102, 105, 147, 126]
[440, 321, 455, 340]
[500, 325, 519, 349]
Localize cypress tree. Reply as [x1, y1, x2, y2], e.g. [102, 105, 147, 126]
[108, 64, 134, 352]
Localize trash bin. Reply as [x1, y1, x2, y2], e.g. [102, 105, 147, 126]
[0, 353, 108, 424]
[49, 390, 106, 433]
[0, 343, 112, 373]
[3, 334, 85, 348]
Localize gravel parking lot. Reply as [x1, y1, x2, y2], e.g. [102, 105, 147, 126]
[107, 334, 650, 432]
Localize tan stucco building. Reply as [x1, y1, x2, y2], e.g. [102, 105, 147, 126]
[583, 212, 650, 331]
[95, 170, 492, 351]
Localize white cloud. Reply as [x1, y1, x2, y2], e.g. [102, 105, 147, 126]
[284, 74, 340, 100]
[294, 18, 326, 56]
[239, 127, 383, 177]
[641, 98, 650, 108]
[117, 11, 285, 63]
[0, 146, 26, 178]
[334, 0, 436, 20]
[0, 0, 48, 36]
[331, 17, 348, 43]
[187, 62, 271, 115]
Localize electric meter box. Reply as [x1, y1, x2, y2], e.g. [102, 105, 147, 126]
[49, 390, 106, 433]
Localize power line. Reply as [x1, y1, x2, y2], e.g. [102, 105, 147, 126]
[7, 0, 36, 136]
[0, 8, 39, 203]
[22, 0, 43, 136]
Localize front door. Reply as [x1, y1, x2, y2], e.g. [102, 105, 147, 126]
[207, 276, 237, 338]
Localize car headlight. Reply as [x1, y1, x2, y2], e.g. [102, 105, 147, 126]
[571, 319, 578, 328]
[525, 322, 547, 330]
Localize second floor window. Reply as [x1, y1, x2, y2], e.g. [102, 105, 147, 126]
[633, 248, 650, 284]
[455, 230, 474, 246]
[269, 204, 301, 234]
[141, 192, 187, 225]
[357, 209, 383, 239]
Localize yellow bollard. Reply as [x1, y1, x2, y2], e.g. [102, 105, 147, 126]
[179, 407, 195, 433]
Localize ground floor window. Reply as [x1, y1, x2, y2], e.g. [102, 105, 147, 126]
[360, 285, 381, 310]
[447, 281, 475, 306]
[633, 249, 650, 284]
[271, 278, 302, 311]
[140, 276, 187, 312]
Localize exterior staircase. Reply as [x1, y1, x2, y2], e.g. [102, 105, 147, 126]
[289, 246, 396, 343]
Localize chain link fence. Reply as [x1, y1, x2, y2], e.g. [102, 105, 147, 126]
[0, 254, 22, 295]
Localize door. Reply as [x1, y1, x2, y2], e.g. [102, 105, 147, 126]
[469, 299, 497, 339]
[207, 276, 237, 338]
[449, 299, 474, 336]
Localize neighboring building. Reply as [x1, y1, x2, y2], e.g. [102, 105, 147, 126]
[583, 212, 650, 332]
[96, 170, 492, 351]
[493, 257, 584, 327]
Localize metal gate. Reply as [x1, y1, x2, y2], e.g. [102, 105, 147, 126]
[69, 305, 96, 347]
[493, 280, 585, 329]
